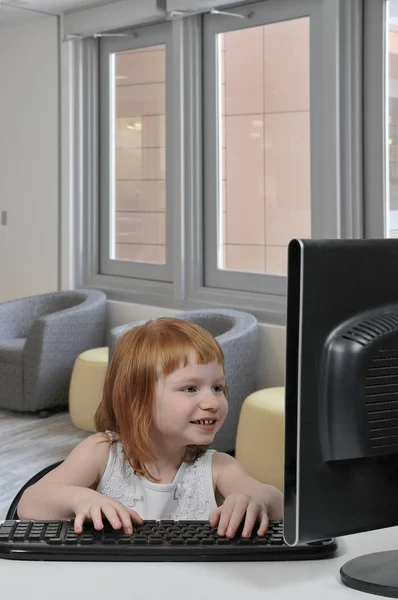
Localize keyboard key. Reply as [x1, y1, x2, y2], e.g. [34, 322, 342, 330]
[28, 534, 43, 542]
[159, 520, 175, 525]
[0, 526, 14, 533]
[13, 534, 28, 541]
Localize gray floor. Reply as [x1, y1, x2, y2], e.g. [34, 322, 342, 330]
[0, 409, 89, 519]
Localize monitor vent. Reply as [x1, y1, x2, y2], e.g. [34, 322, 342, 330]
[342, 312, 398, 347]
[366, 351, 398, 451]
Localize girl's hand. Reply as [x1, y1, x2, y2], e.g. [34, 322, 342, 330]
[209, 493, 269, 539]
[72, 489, 143, 534]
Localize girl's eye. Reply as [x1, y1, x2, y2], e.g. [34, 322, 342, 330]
[184, 386, 197, 393]
[213, 385, 224, 393]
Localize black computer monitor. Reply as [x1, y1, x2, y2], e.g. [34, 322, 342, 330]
[284, 238, 398, 597]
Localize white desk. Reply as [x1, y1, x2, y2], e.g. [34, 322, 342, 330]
[1, 526, 397, 600]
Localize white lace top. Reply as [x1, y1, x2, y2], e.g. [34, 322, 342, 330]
[96, 432, 218, 520]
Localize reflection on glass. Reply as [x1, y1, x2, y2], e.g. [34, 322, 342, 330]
[111, 45, 166, 264]
[217, 19, 311, 276]
[388, 1, 398, 238]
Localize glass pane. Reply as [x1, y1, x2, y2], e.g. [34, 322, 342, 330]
[218, 18, 311, 276]
[111, 45, 166, 264]
[388, 1, 398, 238]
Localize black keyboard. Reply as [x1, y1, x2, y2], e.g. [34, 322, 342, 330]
[0, 519, 337, 561]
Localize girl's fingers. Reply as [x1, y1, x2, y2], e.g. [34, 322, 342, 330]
[101, 504, 142, 533]
[128, 509, 144, 525]
[209, 507, 222, 527]
[217, 497, 236, 537]
[241, 503, 260, 538]
[115, 508, 134, 534]
[224, 498, 253, 538]
[74, 512, 87, 534]
[90, 505, 105, 530]
[100, 505, 123, 531]
[257, 511, 269, 537]
[74, 504, 142, 535]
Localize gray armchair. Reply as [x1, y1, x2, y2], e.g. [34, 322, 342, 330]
[108, 309, 258, 453]
[0, 290, 107, 415]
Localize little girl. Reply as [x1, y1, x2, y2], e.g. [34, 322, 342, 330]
[18, 317, 283, 539]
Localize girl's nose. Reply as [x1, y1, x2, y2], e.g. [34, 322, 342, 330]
[199, 390, 220, 410]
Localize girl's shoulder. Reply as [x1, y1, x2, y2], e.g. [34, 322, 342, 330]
[91, 431, 117, 482]
[211, 451, 239, 488]
[73, 432, 113, 479]
[69, 431, 114, 485]
[83, 431, 114, 450]
[37, 432, 112, 489]
[210, 450, 232, 470]
[66, 431, 112, 458]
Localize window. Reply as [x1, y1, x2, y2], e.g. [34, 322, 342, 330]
[203, 0, 342, 296]
[217, 19, 310, 277]
[73, 0, 359, 324]
[113, 45, 166, 265]
[99, 23, 172, 282]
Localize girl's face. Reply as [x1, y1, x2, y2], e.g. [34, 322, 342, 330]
[152, 350, 228, 449]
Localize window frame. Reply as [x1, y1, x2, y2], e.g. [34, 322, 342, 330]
[363, 0, 387, 239]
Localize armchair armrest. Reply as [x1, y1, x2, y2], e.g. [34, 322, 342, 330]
[0, 297, 36, 339]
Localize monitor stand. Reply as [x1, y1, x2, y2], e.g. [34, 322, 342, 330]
[341, 550, 398, 598]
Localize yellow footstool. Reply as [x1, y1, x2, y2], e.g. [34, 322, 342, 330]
[69, 347, 109, 432]
[235, 387, 285, 492]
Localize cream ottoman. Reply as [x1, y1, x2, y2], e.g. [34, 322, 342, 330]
[235, 387, 285, 492]
[69, 347, 109, 432]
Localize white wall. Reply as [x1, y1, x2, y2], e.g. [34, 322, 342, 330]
[108, 300, 286, 389]
[0, 16, 59, 302]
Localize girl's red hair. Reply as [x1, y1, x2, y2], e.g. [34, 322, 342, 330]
[94, 317, 226, 481]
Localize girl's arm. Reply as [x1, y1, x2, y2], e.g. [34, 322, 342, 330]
[17, 432, 143, 534]
[17, 433, 111, 520]
[211, 451, 283, 537]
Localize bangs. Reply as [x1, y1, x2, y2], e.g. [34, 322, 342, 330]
[154, 320, 225, 377]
